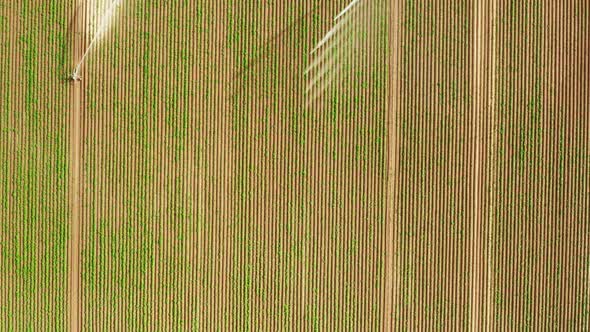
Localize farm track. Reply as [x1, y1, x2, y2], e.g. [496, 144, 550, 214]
[0, 0, 588, 330]
[69, 1, 85, 331]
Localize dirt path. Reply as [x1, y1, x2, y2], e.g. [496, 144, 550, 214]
[69, 85, 81, 332]
[384, 0, 400, 329]
[69, 1, 84, 331]
[485, 0, 497, 329]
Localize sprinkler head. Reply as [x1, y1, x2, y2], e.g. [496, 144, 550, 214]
[70, 71, 82, 82]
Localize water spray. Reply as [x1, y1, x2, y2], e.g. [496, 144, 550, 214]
[71, 0, 122, 81]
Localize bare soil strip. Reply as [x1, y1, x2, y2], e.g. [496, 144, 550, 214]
[69, 1, 84, 331]
[384, 0, 400, 329]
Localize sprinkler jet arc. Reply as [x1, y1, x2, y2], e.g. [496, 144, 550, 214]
[71, 33, 100, 81]
[71, 0, 122, 81]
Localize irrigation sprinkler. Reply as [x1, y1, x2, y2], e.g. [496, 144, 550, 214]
[304, 0, 367, 107]
[70, 0, 122, 81]
[70, 71, 82, 81]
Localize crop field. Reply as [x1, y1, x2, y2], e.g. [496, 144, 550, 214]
[0, 0, 588, 331]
